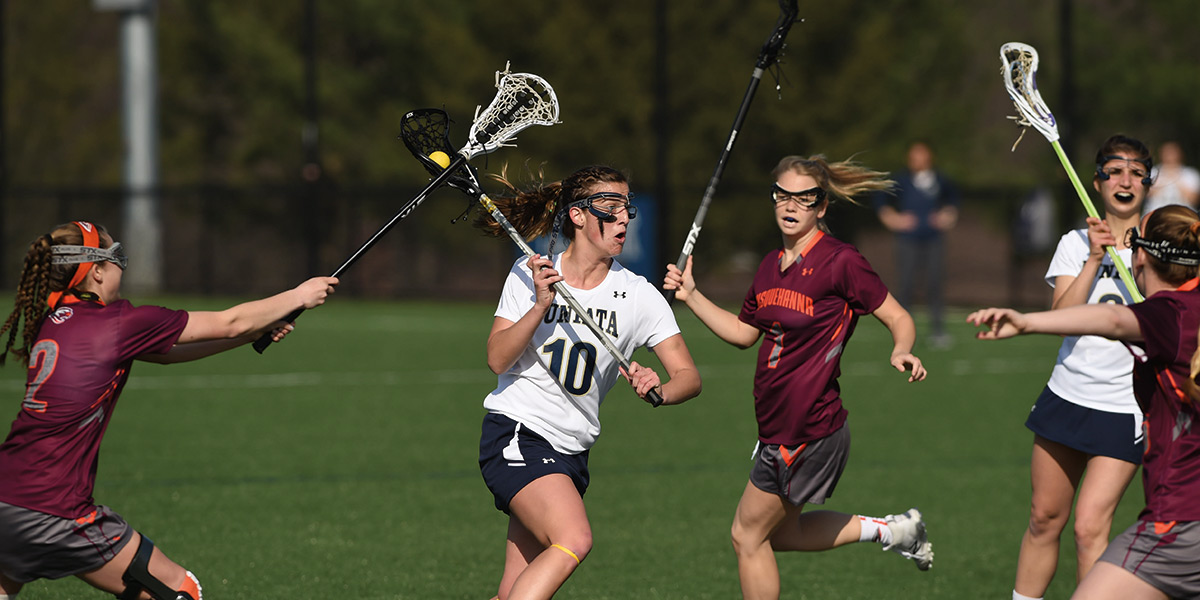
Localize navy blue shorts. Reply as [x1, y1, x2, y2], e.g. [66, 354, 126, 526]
[479, 413, 590, 514]
[1026, 386, 1143, 464]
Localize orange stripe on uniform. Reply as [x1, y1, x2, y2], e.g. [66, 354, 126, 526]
[780, 443, 807, 467]
[1155, 520, 1177, 535]
[830, 303, 850, 341]
[1159, 369, 1189, 404]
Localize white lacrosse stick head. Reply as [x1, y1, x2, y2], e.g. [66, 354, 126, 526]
[464, 63, 561, 158]
[1000, 42, 1059, 145]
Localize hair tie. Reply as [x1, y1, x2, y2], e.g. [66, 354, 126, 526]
[1190, 220, 1200, 237]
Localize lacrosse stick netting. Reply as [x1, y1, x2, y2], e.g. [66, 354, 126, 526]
[466, 64, 560, 157]
[1000, 42, 1142, 302]
[399, 108, 666, 408]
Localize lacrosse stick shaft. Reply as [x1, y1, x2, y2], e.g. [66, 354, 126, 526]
[252, 154, 470, 353]
[666, 0, 797, 304]
[666, 71, 766, 305]
[478, 193, 666, 408]
[1050, 140, 1144, 302]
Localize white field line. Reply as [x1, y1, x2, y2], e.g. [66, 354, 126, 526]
[0, 357, 1050, 393]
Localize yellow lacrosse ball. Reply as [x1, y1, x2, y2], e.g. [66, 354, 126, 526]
[429, 151, 451, 169]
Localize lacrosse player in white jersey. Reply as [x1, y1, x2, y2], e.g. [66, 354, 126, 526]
[1010, 135, 1153, 600]
[474, 165, 701, 600]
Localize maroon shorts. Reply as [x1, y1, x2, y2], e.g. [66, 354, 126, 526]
[0, 501, 133, 583]
[1099, 518, 1200, 599]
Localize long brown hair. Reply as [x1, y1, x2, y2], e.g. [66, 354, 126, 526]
[477, 164, 628, 252]
[0, 222, 113, 365]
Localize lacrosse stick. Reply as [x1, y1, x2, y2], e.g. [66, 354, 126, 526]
[399, 108, 666, 408]
[253, 64, 560, 352]
[666, 0, 799, 303]
[1000, 42, 1142, 302]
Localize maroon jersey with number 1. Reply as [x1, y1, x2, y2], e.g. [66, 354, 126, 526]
[0, 298, 188, 519]
[738, 232, 889, 446]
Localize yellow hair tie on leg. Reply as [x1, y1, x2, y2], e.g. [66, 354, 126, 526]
[551, 543, 580, 564]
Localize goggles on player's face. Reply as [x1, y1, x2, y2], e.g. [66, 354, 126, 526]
[1125, 227, 1200, 266]
[771, 183, 826, 209]
[581, 192, 638, 221]
[50, 241, 128, 270]
[1100, 163, 1149, 182]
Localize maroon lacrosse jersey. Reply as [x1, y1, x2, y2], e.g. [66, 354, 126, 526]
[1127, 279, 1200, 522]
[738, 232, 889, 445]
[0, 299, 187, 519]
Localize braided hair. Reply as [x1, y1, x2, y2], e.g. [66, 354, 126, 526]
[0, 222, 112, 365]
[477, 164, 629, 254]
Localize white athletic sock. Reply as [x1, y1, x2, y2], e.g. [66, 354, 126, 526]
[1013, 590, 1042, 600]
[856, 515, 893, 545]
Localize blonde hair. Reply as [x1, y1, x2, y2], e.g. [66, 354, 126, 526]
[0, 222, 113, 365]
[771, 155, 895, 206]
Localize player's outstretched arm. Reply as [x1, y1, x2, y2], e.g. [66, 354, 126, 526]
[139, 279, 336, 364]
[872, 293, 926, 382]
[177, 276, 338, 344]
[968, 303, 1142, 342]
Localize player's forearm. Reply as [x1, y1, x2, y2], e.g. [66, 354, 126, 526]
[140, 335, 254, 364]
[684, 288, 759, 348]
[659, 366, 701, 406]
[1025, 304, 1142, 341]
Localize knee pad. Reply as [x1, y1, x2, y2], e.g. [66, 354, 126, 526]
[117, 536, 197, 600]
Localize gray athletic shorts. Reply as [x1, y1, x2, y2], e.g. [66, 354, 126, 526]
[749, 424, 850, 506]
[1099, 519, 1200, 599]
[0, 501, 133, 583]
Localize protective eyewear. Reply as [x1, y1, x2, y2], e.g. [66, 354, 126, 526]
[1124, 227, 1200, 267]
[771, 183, 826, 208]
[51, 241, 128, 270]
[581, 192, 638, 220]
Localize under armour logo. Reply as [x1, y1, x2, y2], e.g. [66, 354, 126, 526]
[801, 268, 814, 276]
[542, 457, 556, 464]
[613, 291, 626, 298]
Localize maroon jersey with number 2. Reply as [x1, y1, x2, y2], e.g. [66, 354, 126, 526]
[0, 299, 188, 519]
[738, 232, 889, 446]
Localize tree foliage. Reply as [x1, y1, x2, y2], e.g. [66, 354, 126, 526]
[6, 0, 1200, 282]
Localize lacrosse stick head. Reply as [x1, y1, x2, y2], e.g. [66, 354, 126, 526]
[399, 108, 484, 197]
[758, 0, 799, 68]
[465, 64, 560, 158]
[1000, 42, 1059, 145]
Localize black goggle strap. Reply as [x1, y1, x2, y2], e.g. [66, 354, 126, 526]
[1127, 228, 1200, 266]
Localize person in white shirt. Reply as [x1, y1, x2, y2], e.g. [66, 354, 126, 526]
[1009, 135, 1152, 600]
[1145, 140, 1200, 215]
[475, 165, 701, 600]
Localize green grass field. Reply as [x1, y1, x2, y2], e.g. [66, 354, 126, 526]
[3, 297, 1144, 599]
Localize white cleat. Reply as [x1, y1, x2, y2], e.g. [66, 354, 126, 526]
[882, 507, 934, 571]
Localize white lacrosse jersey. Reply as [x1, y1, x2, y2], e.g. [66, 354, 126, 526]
[484, 254, 681, 454]
[1043, 229, 1140, 415]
